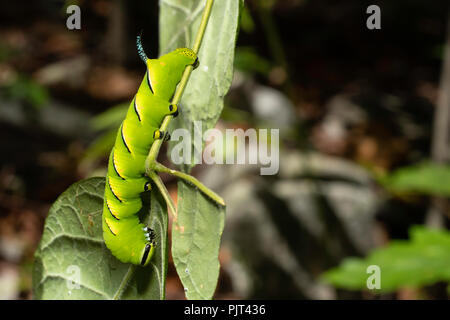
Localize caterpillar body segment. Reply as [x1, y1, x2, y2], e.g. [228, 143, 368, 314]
[102, 41, 198, 266]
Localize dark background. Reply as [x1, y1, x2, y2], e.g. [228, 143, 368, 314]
[0, 0, 449, 299]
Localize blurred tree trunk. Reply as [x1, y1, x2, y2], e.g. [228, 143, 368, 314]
[103, 0, 126, 64]
[427, 11, 450, 227]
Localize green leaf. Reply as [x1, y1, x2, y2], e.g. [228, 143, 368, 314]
[380, 162, 450, 196]
[321, 226, 450, 292]
[171, 181, 225, 299]
[32, 177, 168, 300]
[160, 0, 241, 171]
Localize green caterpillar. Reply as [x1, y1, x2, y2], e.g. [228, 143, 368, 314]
[102, 36, 199, 266]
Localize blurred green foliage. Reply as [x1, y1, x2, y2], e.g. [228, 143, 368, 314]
[83, 103, 127, 160]
[239, 4, 255, 34]
[323, 162, 450, 294]
[89, 103, 128, 132]
[1, 75, 49, 109]
[379, 162, 450, 197]
[322, 226, 450, 293]
[234, 47, 272, 76]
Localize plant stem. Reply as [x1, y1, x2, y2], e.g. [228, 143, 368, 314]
[148, 170, 177, 217]
[427, 12, 450, 227]
[153, 162, 225, 206]
[145, 0, 214, 168]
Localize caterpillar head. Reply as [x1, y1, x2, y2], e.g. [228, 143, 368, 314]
[173, 48, 199, 69]
[136, 33, 199, 100]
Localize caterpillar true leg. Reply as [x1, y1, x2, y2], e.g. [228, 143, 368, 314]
[169, 103, 178, 115]
[152, 130, 170, 141]
[193, 57, 200, 69]
[163, 132, 171, 141]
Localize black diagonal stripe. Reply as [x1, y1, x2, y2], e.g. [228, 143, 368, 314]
[108, 178, 122, 203]
[112, 150, 125, 180]
[133, 97, 141, 122]
[105, 220, 116, 236]
[146, 71, 154, 94]
[140, 244, 151, 266]
[121, 124, 131, 153]
[106, 200, 120, 221]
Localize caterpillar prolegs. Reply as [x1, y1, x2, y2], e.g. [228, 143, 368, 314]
[102, 37, 198, 266]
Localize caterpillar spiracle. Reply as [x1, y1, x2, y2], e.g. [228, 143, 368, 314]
[102, 36, 199, 266]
